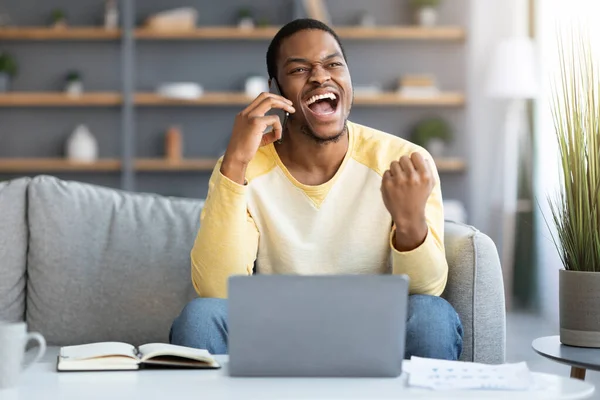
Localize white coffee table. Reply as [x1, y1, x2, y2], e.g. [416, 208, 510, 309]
[1, 349, 595, 400]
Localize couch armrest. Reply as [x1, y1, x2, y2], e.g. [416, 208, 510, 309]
[442, 221, 506, 364]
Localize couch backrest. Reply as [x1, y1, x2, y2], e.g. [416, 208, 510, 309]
[26, 176, 201, 346]
[0, 178, 30, 323]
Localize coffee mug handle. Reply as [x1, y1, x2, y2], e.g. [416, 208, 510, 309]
[22, 332, 46, 371]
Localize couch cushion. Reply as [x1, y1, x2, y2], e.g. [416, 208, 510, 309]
[0, 178, 30, 323]
[26, 176, 202, 346]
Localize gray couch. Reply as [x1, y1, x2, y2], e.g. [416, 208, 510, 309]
[0, 176, 506, 363]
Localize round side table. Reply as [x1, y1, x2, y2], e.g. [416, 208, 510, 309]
[532, 335, 600, 380]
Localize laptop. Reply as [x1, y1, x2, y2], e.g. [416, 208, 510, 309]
[227, 274, 409, 377]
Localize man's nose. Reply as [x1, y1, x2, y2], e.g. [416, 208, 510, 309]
[309, 65, 331, 85]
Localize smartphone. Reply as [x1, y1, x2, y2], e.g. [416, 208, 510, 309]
[264, 79, 289, 135]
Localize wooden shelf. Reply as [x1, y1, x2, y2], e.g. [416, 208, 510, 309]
[0, 93, 122, 107]
[434, 158, 467, 172]
[135, 26, 279, 40]
[334, 26, 465, 40]
[134, 26, 465, 41]
[0, 26, 464, 41]
[0, 92, 464, 107]
[135, 92, 465, 107]
[135, 158, 218, 171]
[0, 27, 121, 40]
[0, 157, 464, 173]
[0, 158, 218, 173]
[135, 92, 250, 106]
[353, 92, 465, 106]
[0, 159, 121, 172]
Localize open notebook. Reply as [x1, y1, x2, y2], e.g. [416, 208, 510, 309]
[57, 342, 221, 371]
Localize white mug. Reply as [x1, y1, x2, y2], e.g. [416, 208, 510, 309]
[0, 322, 46, 389]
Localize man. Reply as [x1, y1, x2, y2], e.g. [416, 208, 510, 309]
[170, 18, 463, 360]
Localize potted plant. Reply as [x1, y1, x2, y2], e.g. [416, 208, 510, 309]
[65, 70, 83, 96]
[409, 0, 441, 27]
[237, 7, 255, 29]
[546, 33, 600, 348]
[410, 117, 452, 157]
[0, 51, 17, 92]
[50, 9, 67, 29]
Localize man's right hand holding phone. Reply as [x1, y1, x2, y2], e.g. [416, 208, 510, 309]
[221, 92, 295, 185]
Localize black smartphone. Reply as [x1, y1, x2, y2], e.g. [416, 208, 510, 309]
[264, 79, 289, 135]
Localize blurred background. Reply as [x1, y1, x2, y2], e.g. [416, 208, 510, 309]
[0, 0, 598, 389]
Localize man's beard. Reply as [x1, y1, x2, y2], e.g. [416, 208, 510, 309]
[299, 120, 348, 144]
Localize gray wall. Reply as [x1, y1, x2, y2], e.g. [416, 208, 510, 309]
[0, 0, 469, 203]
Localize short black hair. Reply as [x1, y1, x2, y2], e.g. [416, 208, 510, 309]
[266, 18, 347, 80]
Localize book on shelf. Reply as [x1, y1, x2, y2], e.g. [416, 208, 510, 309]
[57, 342, 220, 372]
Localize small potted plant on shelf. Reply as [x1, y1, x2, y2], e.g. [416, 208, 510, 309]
[257, 17, 270, 28]
[546, 31, 600, 348]
[50, 9, 67, 29]
[409, 0, 441, 27]
[237, 7, 255, 29]
[410, 117, 452, 158]
[64, 70, 83, 97]
[0, 51, 17, 92]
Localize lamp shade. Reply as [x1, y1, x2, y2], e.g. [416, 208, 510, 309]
[486, 36, 539, 99]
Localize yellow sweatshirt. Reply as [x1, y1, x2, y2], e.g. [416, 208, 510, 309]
[191, 121, 448, 298]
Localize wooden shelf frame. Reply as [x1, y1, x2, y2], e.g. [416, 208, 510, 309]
[0, 27, 122, 40]
[0, 157, 465, 173]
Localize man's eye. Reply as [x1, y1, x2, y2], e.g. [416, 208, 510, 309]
[291, 67, 308, 73]
[329, 62, 343, 67]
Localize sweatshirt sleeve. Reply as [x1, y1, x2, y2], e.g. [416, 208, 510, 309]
[190, 160, 259, 298]
[390, 163, 448, 296]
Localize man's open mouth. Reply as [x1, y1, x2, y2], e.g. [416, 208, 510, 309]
[305, 92, 339, 116]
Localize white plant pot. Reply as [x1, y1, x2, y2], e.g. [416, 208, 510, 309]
[426, 138, 446, 158]
[238, 17, 255, 30]
[0, 72, 10, 92]
[65, 81, 83, 97]
[245, 76, 269, 98]
[66, 124, 98, 162]
[416, 7, 438, 27]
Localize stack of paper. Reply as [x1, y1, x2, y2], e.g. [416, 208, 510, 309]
[407, 357, 534, 391]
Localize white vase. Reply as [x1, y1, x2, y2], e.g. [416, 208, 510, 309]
[66, 125, 98, 162]
[416, 7, 438, 27]
[104, 0, 119, 29]
[426, 138, 446, 158]
[245, 76, 268, 98]
[238, 17, 255, 30]
[65, 81, 83, 97]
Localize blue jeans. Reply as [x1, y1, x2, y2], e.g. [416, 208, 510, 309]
[169, 295, 463, 360]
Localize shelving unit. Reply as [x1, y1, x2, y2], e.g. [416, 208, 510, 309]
[0, 27, 121, 40]
[0, 0, 469, 202]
